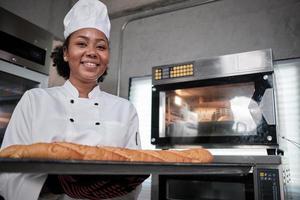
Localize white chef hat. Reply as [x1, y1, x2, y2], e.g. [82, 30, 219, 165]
[63, 0, 111, 39]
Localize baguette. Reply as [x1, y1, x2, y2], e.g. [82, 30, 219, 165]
[0, 143, 82, 160]
[0, 142, 213, 163]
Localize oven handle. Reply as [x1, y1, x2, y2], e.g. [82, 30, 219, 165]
[260, 88, 275, 125]
[193, 165, 254, 176]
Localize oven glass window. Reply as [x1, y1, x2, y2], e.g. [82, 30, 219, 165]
[160, 82, 261, 137]
[0, 71, 39, 144]
[167, 180, 247, 200]
[160, 174, 254, 200]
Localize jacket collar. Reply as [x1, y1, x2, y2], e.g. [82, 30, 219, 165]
[63, 80, 101, 98]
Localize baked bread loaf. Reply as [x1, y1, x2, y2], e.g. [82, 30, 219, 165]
[0, 142, 213, 163]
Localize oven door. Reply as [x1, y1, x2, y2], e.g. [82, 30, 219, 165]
[160, 174, 254, 200]
[151, 72, 277, 147]
[158, 168, 281, 200]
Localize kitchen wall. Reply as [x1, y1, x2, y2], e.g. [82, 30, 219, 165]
[107, 0, 300, 98]
[1, 0, 300, 96]
[0, 0, 73, 40]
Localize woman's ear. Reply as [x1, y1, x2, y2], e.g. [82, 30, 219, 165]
[63, 46, 68, 62]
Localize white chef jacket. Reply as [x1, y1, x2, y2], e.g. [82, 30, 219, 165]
[0, 80, 141, 200]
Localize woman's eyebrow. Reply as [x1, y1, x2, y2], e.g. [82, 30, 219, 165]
[76, 35, 106, 42]
[75, 35, 88, 40]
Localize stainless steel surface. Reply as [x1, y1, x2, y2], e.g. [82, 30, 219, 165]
[274, 58, 300, 200]
[0, 8, 53, 75]
[0, 156, 283, 200]
[0, 70, 40, 145]
[151, 49, 278, 148]
[160, 144, 280, 150]
[108, 0, 210, 19]
[213, 155, 281, 164]
[0, 60, 49, 88]
[116, 0, 221, 96]
[152, 49, 273, 86]
[149, 157, 282, 200]
[0, 158, 252, 175]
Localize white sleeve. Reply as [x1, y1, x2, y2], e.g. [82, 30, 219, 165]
[0, 91, 46, 200]
[1, 90, 33, 148]
[124, 104, 141, 150]
[0, 173, 46, 200]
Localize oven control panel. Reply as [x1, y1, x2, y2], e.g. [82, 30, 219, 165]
[153, 62, 194, 81]
[257, 169, 281, 200]
[152, 49, 273, 86]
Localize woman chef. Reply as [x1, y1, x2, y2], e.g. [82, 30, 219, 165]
[0, 0, 145, 199]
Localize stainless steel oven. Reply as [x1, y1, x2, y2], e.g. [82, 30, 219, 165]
[0, 8, 51, 145]
[151, 49, 277, 149]
[0, 155, 284, 200]
[150, 49, 284, 200]
[0, 7, 53, 75]
[0, 59, 48, 145]
[153, 156, 283, 200]
[0, 70, 39, 142]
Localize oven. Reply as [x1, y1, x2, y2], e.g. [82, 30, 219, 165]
[150, 49, 285, 200]
[154, 156, 283, 200]
[151, 49, 277, 149]
[0, 60, 48, 145]
[0, 8, 51, 145]
[0, 7, 53, 75]
[0, 156, 284, 200]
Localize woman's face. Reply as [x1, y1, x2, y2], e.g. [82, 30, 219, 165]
[64, 28, 109, 85]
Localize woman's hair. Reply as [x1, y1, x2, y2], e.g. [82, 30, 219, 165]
[51, 36, 107, 82]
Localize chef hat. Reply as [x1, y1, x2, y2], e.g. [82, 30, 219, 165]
[63, 0, 111, 39]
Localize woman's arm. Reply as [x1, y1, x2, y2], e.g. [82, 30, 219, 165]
[124, 104, 141, 150]
[0, 91, 47, 200]
[1, 91, 33, 148]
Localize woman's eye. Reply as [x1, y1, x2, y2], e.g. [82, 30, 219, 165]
[76, 42, 86, 47]
[97, 45, 106, 50]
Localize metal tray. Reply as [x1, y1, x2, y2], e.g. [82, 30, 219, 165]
[0, 158, 254, 175]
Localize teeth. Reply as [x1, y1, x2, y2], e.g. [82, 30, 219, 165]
[83, 62, 98, 67]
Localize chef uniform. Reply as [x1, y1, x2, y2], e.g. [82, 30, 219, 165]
[0, 80, 141, 200]
[0, 1, 142, 199]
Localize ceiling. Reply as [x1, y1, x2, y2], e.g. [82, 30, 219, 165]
[98, 0, 188, 19]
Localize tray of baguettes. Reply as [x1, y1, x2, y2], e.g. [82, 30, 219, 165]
[0, 142, 250, 175]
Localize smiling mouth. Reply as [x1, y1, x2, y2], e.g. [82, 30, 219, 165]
[80, 62, 100, 68]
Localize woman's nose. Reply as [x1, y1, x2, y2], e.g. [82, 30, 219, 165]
[86, 46, 97, 58]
